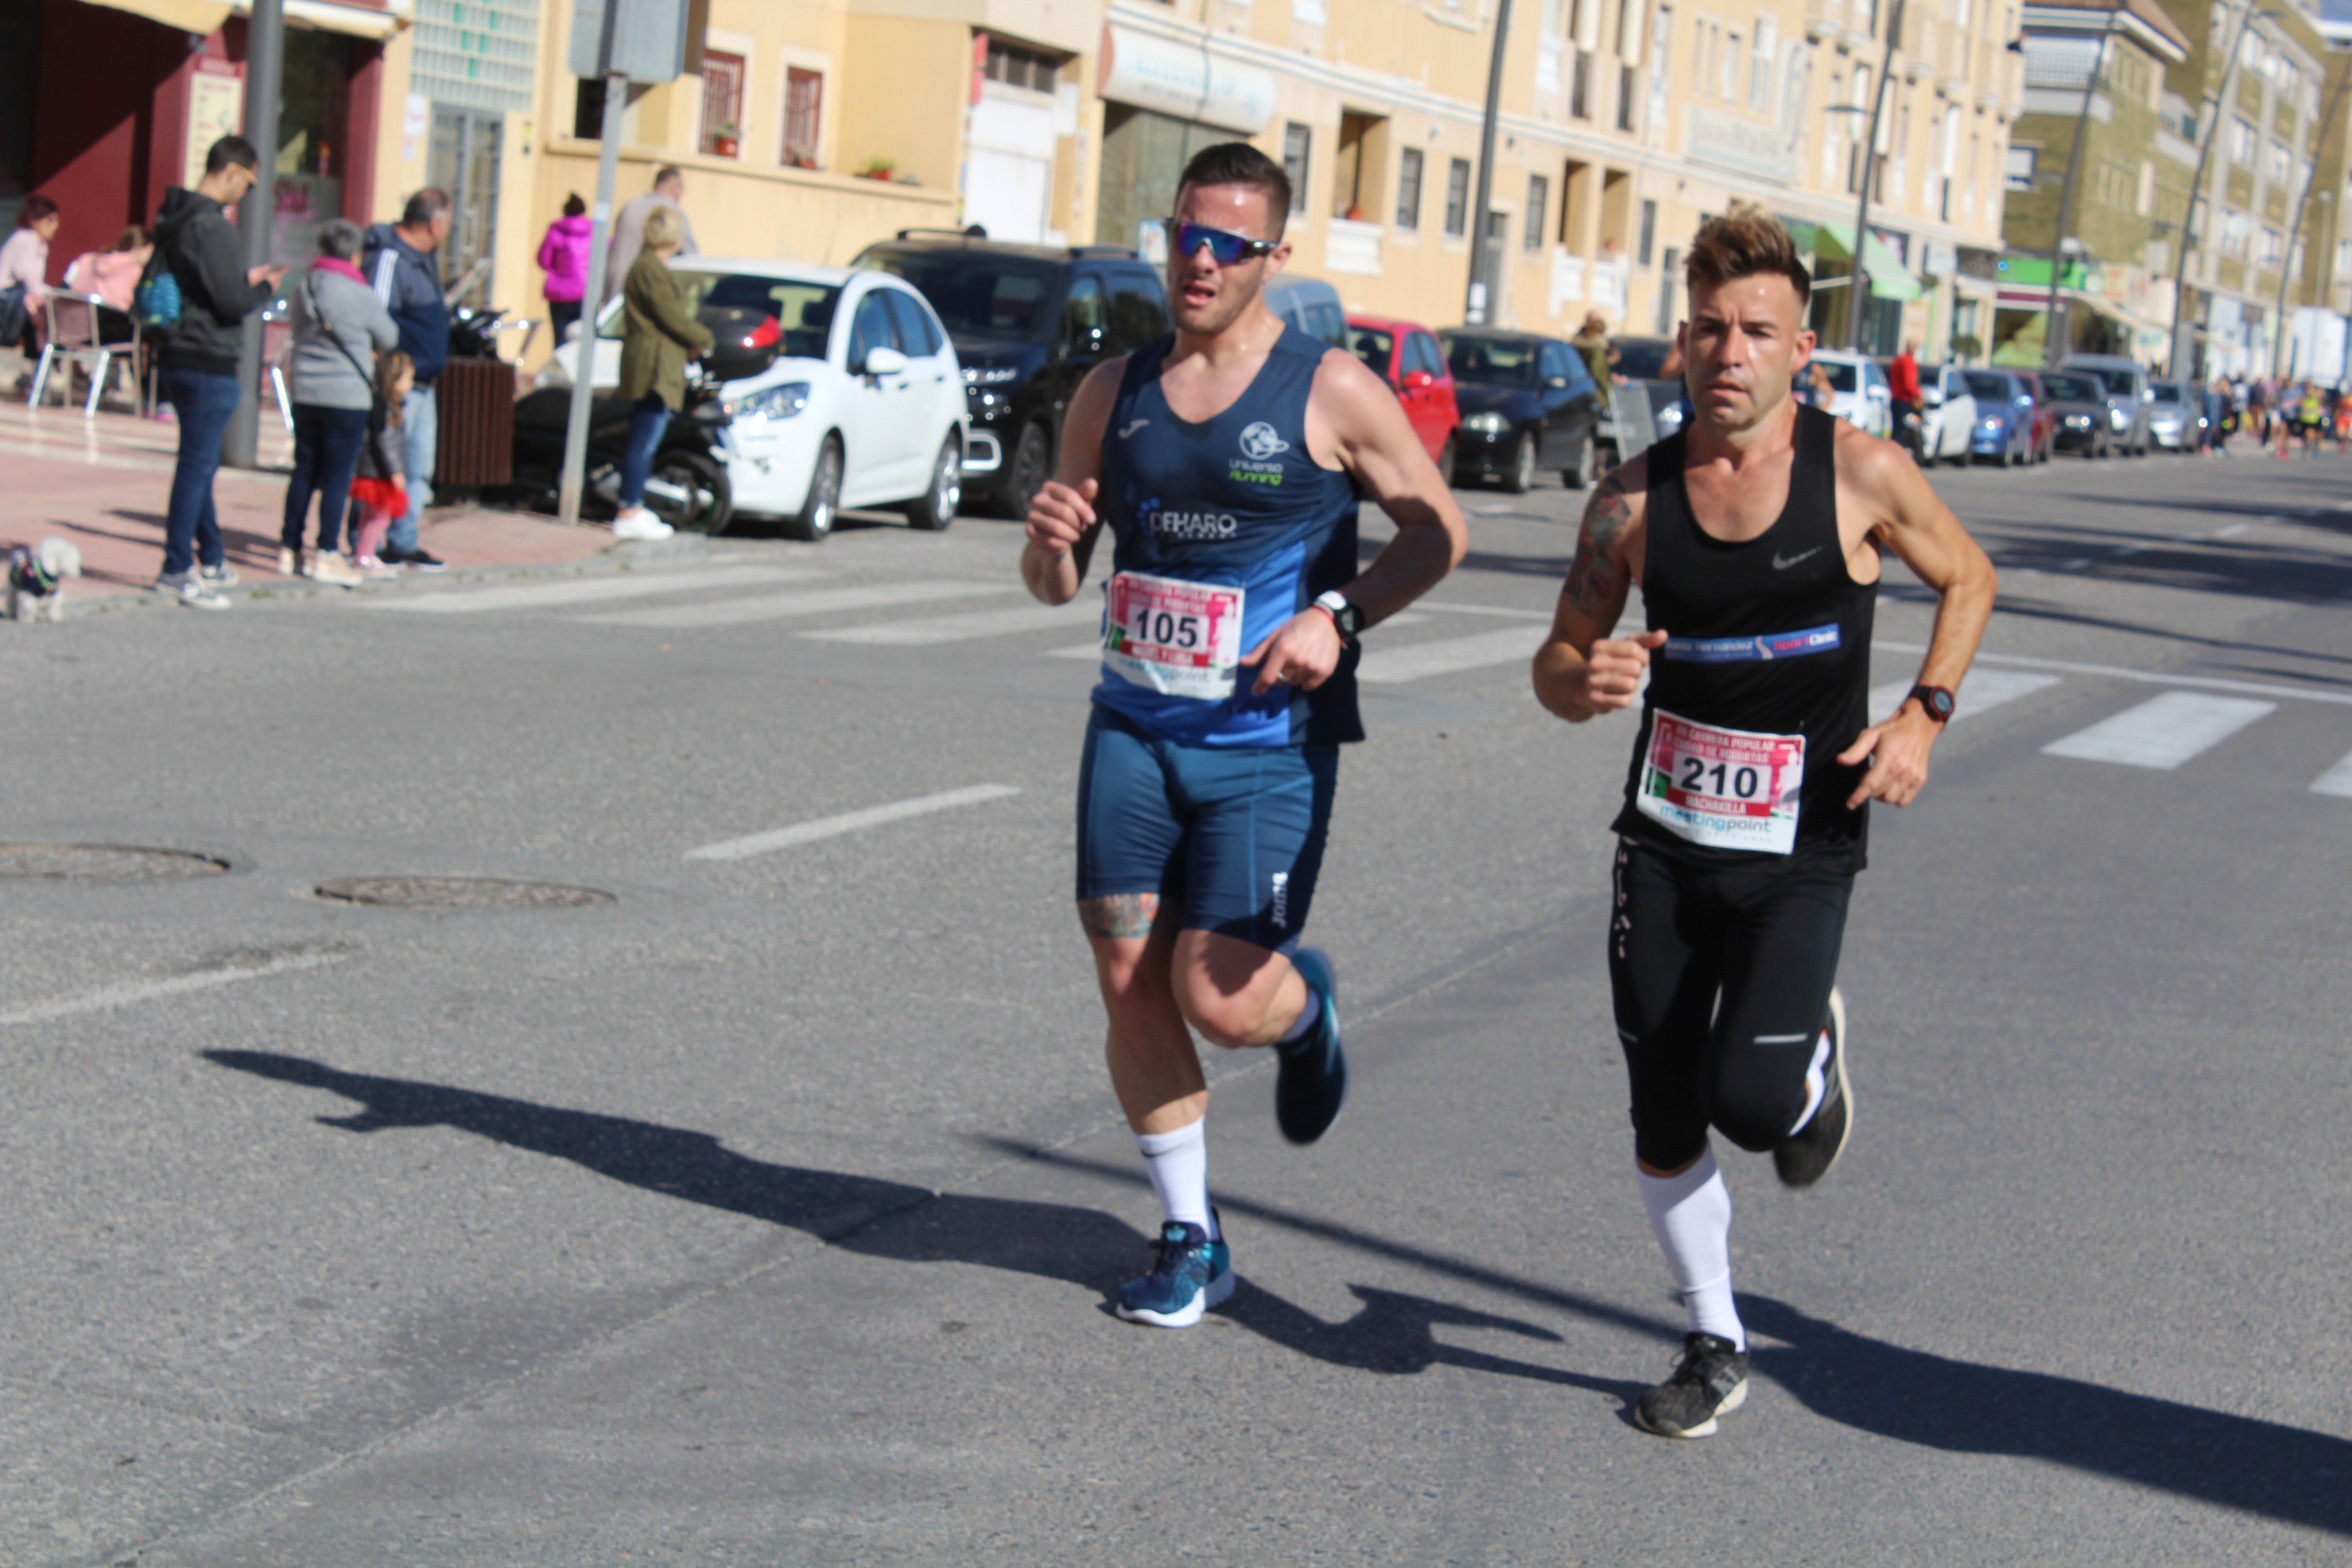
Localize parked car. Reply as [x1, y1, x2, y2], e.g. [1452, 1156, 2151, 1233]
[1803, 349, 1892, 437]
[2146, 378, 2196, 449]
[1601, 333, 1688, 463]
[1348, 314, 1460, 470]
[2060, 353, 2154, 455]
[1914, 364, 1978, 465]
[853, 230, 1169, 519]
[1959, 369, 2036, 465]
[1438, 327, 1605, 491]
[1264, 274, 1349, 346]
[538, 259, 968, 540]
[2012, 370, 2058, 462]
[2038, 370, 2115, 457]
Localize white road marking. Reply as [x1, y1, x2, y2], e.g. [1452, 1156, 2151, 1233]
[2210, 521, 2252, 538]
[1046, 642, 1103, 660]
[1358, 625, 1548, 685]
[804, 602, 1093, 645]
[1418, 601, 1555, 620]
[587, 581, 1009, 630]
[2310, 750, 2352, 798]
[2040, 691, 2276, 770]
[0, 949, 346, 1028]
[364, 565, 821, 613]
[685, 784, 1022, 861]
[1874, 640, 2352, 708]
[1868, 669, 2061, 725]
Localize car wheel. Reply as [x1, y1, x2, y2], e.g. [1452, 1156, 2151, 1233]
[1435, 436, 1458, 487]
[1501, 432, 1537, 494]
[784, 434, 843, 542]
[647, 449, 732, 534]
[1563, 434, 1596, 490]
[998, 421, 1051, 521]
[905, 433, 961, 532]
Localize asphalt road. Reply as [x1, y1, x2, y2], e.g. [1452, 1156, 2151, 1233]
[5, 443, 2350, 1566]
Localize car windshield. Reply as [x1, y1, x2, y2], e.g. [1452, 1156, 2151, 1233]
[1350, 327, 1394, 377]
[1612, 338, 1674, 379]
[1443, 335, 1542, 385]
[860, 252, 1062, 338]
[2082, 367, 2138, 395]
[668, 273, 840, 359]
[2149, 382, 2183, 403]
[1963, 372, 2012, 401]
[1811, 361, 1859, 393]
[2041, 373, 2103, 401]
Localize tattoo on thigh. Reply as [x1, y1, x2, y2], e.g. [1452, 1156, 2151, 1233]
[1079, 893, 1160, 940]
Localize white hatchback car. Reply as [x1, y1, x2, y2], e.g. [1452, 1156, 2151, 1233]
[1802, 349, 1892, 438]
[546, 259, 970, 540]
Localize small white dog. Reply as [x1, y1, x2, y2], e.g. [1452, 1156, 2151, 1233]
[7, 538, 84, 622]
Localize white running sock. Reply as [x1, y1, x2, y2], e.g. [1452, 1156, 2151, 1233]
[1136, 1118, 1215, 1239]
[1635, 1148, 1745, 1350]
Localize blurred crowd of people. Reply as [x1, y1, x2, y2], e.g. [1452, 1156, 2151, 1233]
[2200, 374, 2349, 459]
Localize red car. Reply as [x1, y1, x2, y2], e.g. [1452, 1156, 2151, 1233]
[1346, 314, 1460, 472]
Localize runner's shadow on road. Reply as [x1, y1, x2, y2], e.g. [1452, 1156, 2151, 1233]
[203, 1049, 1598, 1393]
[1742, 1296, 2352, 1536]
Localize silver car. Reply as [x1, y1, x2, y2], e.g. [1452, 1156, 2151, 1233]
[2146, 378, 2195, 450]
[2061, 354, 2155, 456]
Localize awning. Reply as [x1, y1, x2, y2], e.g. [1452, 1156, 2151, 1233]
[78, 0, 235, 34]
[1098, 22, 1277, 133]
[1808, 220, 1924, 301]
[238, 0, 404, 37]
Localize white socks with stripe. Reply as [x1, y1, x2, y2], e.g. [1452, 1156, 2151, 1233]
[1136, 1117, 1217, 1239]
[1636, 1147, 1746, 1350]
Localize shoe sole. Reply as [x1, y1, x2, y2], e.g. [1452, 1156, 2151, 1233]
[1776, 987, 1852, 1188]
[1280, 949, 1349, 1146]
[1114, 1266, 1236, 1328]
[1633, 1377, 1747, 1439]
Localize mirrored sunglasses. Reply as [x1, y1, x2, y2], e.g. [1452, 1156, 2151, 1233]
[1164, 219, 1278, 266]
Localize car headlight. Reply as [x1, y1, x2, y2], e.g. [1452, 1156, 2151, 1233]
[2108, 407, 2128, 428]
[1980, 417, 2004, 431]
[962, 366, 1019, 385]
[1654, 403, 1685, 432]
[2065, 414, 2091, 427]
[725, 382, 811, 421]
[1463, 411, 1510, 436]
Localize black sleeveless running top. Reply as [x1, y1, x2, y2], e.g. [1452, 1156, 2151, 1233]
[1612, 404, 1877, 870]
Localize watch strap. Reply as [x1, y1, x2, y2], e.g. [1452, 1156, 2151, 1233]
[1909, 683, 1956, 723]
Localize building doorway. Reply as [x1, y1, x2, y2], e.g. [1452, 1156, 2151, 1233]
[429, 107, 502, 306]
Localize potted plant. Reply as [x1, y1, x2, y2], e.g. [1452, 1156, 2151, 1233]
[858, 156, 896, 181]
[710, 122, 739, 158]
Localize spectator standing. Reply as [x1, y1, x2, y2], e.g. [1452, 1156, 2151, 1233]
[148, 137, 286, 609]
[346, 351, 414, 574]
[1888, 338, 1921, 458]
[282, 218, 397, 587]
[363, 190, 453, 572]
[612, 205, 713, 542]
[1571, 312, 1613, 388]
[1, 194, 61, 363]
[2204, 377, 2227, 454]
[536, 193, 594, 346]
[604, 167, 699, 304]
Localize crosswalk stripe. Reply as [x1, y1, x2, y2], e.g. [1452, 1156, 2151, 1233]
[1047, 642, 1103, 661]
[1868, 669, 2061, 725]
[362, 564, 823, 613]
[583, 580, 1010, 629]
[685, 783, 1022, 860]
[1357, 625, 1547, 685]
[2310, 749, 2352, 798]
[803, 602, 1094, 645]
[2040, 691, 2276, 770]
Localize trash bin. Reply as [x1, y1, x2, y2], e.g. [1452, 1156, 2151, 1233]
[433, 357, 515, 489]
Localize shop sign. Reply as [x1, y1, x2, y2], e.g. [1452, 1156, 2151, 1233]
[185, 58, 244, 191]
[1098, 24, 1276, 133]
[1683, 104, 1795, 186]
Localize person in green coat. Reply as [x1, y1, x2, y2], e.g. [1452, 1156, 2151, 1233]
[614, 204, 715, 540]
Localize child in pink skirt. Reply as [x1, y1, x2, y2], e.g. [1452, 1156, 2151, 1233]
[348, 351, 414, 576]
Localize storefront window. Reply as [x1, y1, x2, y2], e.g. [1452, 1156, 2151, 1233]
[270, 29, 355, 267]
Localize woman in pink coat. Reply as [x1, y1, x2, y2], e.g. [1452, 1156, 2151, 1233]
[536, 193, 594, 346]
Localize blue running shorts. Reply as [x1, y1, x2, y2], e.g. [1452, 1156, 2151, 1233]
[1075, 706, 1339, 954]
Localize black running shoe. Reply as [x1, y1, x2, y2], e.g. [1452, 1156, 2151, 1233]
[1273, 947, 1348, 1145]
[1633, 1332, 1750, 1439]
[1774, 987, 1851, 1188]
[386, 546, 448, 574]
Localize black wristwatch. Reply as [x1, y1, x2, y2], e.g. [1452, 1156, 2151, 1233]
[1909, 683, 1957, 723]
[1313, 590, 1365, 641]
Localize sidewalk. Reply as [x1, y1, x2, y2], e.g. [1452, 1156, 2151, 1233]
[2, 364, 615, 610]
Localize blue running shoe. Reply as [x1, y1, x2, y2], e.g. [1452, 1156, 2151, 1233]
[1114, 1220, 1235, 1328]
[1274, 947, 1348, 1145]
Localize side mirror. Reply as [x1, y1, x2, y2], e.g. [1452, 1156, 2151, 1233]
[1403, 370, 1435, 390]
[861, 346, 908, 376]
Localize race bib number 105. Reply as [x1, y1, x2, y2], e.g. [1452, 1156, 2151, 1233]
[1634, 708, 1806, 855]
[1102, 571, 1245, 700]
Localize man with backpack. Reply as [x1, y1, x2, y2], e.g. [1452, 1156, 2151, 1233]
[146, 135, 285, 609]
[361, 190, 454, 572]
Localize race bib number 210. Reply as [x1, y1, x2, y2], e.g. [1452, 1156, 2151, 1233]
[1634, 708, 1806, 855]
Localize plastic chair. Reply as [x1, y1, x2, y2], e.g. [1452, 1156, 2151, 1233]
[259, 306, 295, 436]
[29, 293, 135, 418]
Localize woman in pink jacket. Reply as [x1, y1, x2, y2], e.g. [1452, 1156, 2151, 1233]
[536, 194, 594, 346]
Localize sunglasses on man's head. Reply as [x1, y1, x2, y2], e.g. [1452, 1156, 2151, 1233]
[1164, 219, 1278, 265]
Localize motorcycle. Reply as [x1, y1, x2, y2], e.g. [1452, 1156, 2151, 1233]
[507, 306, 784, 535]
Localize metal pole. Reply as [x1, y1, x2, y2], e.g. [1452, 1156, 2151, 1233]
[1464, 0, 1516, 325]
[2042, 8, 2118, 368]
[2270, 68, 2351, 380]
[1844, 0, 1903, 353]
[223, 0, 284, 470]
[2167, 0, 2260, 379]
[558, 0, 629, 527]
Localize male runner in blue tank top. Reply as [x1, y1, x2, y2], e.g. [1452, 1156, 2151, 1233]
[1021, 143, 1468, 1328]
[1533, 206, 1997, 1436]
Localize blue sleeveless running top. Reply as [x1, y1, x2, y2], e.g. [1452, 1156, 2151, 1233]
[1090, 325, 1365, 748]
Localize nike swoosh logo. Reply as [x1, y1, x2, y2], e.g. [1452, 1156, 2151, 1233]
[1772, 546, 1823, 571]
[1117, 419, 1149, 439]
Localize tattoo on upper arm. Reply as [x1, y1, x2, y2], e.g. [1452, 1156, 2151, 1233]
[1563, 476, 1633, 615]
[1078, 893, 1160, 941]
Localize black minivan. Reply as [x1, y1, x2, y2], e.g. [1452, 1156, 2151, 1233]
[853, 230, 1169, 518]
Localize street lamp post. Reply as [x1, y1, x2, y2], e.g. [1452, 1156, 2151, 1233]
[1844, 0, 1906, 353]
[558, 0, 631, 527]
[1464, 0, 1518, 325]
[2042, 3, 2121, 367]
[2271, 68, 2352, 380]
[223, 0, 284, 470]
[2166, 0, 2265, 380]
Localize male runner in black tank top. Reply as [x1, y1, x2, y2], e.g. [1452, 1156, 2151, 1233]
[1533, 206, 1997, 1438]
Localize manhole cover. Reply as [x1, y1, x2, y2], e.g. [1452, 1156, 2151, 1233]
[314, 877, 616, 910]
[0, 844, 231, 881]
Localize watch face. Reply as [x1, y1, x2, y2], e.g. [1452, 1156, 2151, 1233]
[1337, 605, 1365, 636]
[1920, 687, 1955, 719]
